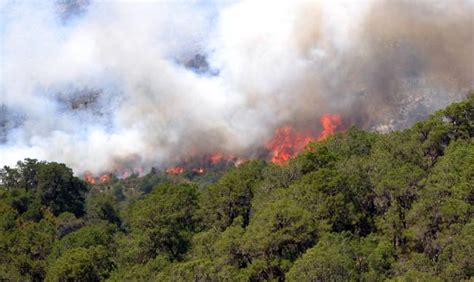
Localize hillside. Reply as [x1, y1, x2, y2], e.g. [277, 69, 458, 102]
[0, 93, 473, 281]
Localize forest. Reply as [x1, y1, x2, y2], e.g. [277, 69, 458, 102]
[0, 94, 472, 281]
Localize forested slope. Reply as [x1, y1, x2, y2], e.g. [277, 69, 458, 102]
[1, 94, 473, 281]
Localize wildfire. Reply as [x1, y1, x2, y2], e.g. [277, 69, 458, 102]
[265, 127, 313, 164]
[208, 153, 237, 164]
[165, 153, 239, 175]
[82, 166, 146, 185]
[318, 113, 342, 141]
[83, 171, 112, 185]
[209, 153, 224, 164]
[84, 171, 96, 185]
[266, 113, 343, 164]
[99, 174, 110, 184]
[166, 166, 185, 174]
[84, 114, 342, 179]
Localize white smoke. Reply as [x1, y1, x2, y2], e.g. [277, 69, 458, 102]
[0, 0, 472, 174]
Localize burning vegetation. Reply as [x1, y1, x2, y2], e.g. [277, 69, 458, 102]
[165, 166, 185, 175]
[164, 153, 240, 176]
[83, 171, 111, 185]
[149, 113, 344, 177]
[266, 113, 343, 164]
[83, 168, 143, 185]
[82, 113, 344, 180]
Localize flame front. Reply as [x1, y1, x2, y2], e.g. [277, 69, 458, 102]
[83, 114, 342, 178]
[83, 171, 112, 184]
[208, 153, 238, 164]
[99, 174, 110, 184]
[84, 171, 96, 185]
[266, 113, 343, 164]
[209, 153, 224, 164]
[166, 166, 185, 174]
[265, 127, 312, 164]
[318, 113, 342, 141]
[164, 153, 239, 175]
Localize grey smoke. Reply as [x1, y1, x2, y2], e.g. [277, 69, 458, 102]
[0, 0, 473, 174]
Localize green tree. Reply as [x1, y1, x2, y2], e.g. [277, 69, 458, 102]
[55, 212, 84, 238]
[17, 158, 39, 191]
[36, 162, 88, 216]
[199, 160, 266, 230]
[287, 233, 356, 281]
[49, 222, 116, 261]
[407, 140, 473, 259]
[3, 210, 56, 280]
[0, 165, 21, 190]
[368, 134, 426, 250]
[45, 246, 113, 282]
[117, 183, 198, 265]
[438, 221, 474, 280]
[241, 198, 317, 280]
[85, 192, 121, 226]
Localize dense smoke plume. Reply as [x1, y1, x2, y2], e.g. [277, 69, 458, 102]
[0, 0, 473, 175]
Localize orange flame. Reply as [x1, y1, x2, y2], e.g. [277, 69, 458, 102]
[84, 114, 343, 177]
[99, 174, 110, 184]
[266, 113, 342, 164]
[208, 153, 240, 164]
[164, 153, 239, 175]
[166, 166, 184, 174]
[83, 171, 112, 184]
[266, 127, 313, 164]
[84, 171, 96, 185]
[318, 113, 342, 141]
[209, 153, 224, 164]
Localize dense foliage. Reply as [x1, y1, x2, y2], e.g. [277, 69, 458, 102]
[1, 94, 473, 281]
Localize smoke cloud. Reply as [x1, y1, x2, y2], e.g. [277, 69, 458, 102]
[0, 0, 473, 174]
